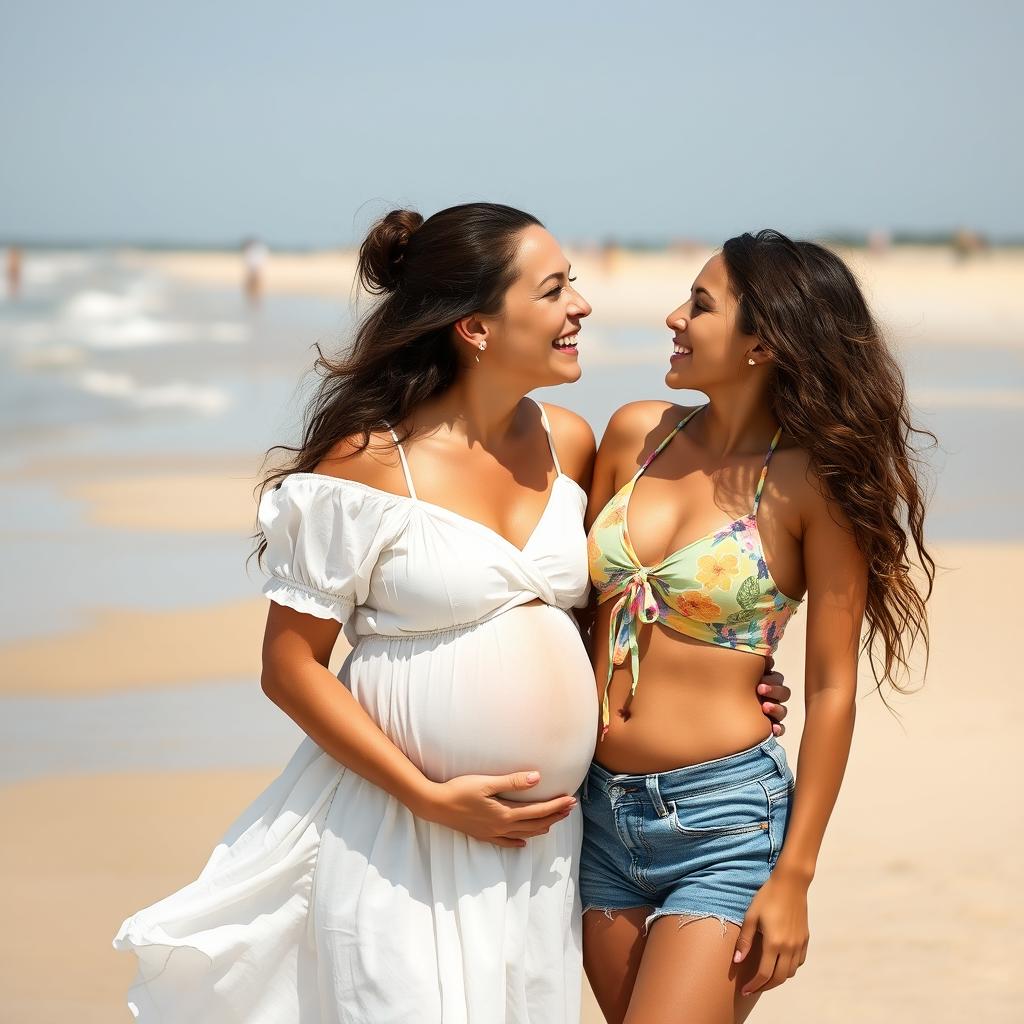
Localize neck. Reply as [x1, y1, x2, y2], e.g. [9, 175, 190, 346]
[693, 380, 779, 457]
[415, 368, 530, 448]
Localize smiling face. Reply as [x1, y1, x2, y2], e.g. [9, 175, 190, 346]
[465, 225, 592, 387]
[665, 253, 767, 390]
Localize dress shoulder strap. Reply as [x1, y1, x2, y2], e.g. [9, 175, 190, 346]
[631, 404, 704, 483]
[385, 424, 418, 500]
[752, 426, 784, 516]
[529, 397, 563, 476]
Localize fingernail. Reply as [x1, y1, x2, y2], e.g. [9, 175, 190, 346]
[758, 685, 768, 694]
[733, 951, 743, 963]
[526, 771, 540, 783]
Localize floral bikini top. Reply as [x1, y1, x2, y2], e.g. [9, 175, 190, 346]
[587, 405, 803, 736]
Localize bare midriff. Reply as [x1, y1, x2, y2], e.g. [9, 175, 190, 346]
[589, 604, 773, 775]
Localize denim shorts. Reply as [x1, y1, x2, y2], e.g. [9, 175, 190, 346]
[579, 735, 794, 931]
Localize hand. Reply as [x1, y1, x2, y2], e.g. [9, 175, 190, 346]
[733, 869, 810, 996]
[419, 771, 577, 849]
[758, 655, 791, 737]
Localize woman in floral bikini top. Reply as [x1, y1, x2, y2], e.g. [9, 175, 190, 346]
[578, 229, 933, 1024]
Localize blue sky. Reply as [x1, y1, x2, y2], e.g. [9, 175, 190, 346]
[1, 0, 1020, 245]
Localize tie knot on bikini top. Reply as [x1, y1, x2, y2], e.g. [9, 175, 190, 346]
[587, 405, 803, 736]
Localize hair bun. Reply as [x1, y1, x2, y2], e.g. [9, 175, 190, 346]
[358, 209, 424, 294]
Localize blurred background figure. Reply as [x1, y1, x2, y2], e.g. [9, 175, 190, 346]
[952, 226, 988, 262]
[241, 236, 269, 306]
[868, 227, 892, 256]
[5, 244, 22, 299]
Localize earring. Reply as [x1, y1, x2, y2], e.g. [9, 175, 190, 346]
[475, 340, 486, 364]
[747, 358, 756, 366]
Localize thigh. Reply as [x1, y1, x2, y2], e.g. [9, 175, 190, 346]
[583, 906, 650, 1024]
[623, 915, 764, 1024]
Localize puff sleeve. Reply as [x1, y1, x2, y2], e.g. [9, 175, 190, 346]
[258, 476, 378, 622]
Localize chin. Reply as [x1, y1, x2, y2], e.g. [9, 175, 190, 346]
[544, 359, 582, 386]
[665, 366, 689, 390]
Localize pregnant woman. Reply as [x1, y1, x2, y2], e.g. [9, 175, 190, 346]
[113, 203, 789, 1023]
[581, 231, 935, 1022]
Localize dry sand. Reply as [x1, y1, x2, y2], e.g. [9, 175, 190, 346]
[125, 244, 1024, 350]
[0, 539, 1018, 1021]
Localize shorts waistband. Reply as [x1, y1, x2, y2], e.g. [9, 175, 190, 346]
[587, 735, 787, 799]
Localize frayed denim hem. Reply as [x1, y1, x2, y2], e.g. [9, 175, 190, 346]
[644, 907, 744, 937]
[583, 902, 653, 922]
[583, 903, 742, 938]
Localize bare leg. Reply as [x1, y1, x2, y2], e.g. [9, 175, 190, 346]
[622, 915, 764, 1024]
[582, 906, 651, 1024]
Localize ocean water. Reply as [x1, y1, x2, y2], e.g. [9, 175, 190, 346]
[0, 250, 1019, 779]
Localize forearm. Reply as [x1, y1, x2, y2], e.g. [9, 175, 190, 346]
[262, 658, 435, 817]
[774, 688, 856, 881]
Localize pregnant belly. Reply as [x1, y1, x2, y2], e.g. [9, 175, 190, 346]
[345, 603, 599, 801]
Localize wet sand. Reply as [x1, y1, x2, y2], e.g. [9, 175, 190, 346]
[0, 540, 1017, 1021]
[0, 598, 266, 694]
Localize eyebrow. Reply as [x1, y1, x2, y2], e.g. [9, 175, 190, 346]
[537, 266, 572, 288]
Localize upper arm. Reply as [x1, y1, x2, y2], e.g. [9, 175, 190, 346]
[258, 475, 380, 683]
[262, 602, 342, 679]
[541, 403, 597, 492]
[800, 468, 868, 701]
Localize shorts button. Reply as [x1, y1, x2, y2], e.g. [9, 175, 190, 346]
[609, 786, 623, 799]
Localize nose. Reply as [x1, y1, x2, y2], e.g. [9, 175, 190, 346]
[666, 305, 688, 331]
[568, 286, 592, 319]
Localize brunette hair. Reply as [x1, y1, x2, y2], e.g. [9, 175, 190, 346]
[251, 202, 542, 565]
[721, 229, 935, 697]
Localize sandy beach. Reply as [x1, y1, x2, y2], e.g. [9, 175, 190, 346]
[1, 246, 1020, 1022]
[0, 538, 1018, 1022]
[124, 244, 1024, 350]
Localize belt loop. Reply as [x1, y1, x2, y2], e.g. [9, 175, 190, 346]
[581, 769, 590, 802]
[646, 774, 669, 818]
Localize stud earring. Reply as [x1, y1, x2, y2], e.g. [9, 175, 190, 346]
[475, 340, 486, 364]
[747, 358, 756, 366]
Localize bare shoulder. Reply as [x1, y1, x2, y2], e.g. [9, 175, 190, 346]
[538, 401, 596, 454]
[770, 440, 853, 533]
[536, 401, 596, 486]
[312, 429, 406, 491]
[602, 400, 697, 456]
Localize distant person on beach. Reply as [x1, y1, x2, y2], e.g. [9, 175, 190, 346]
[5, 244, 22, 299]
[952, 227, 986, 262]
[113, 204, 792, 1023]
[242, 235, 269, 304]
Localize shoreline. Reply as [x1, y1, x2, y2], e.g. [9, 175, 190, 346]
[120, 246, 1024, 349]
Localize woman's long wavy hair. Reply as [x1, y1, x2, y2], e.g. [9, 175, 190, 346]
[722, 229, 936, 696]
[251, 202, 542, 567]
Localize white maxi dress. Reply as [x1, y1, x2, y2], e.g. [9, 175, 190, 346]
[113, 399, 599, 1023]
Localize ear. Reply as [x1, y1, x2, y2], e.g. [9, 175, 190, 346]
[453, 313, 489, 352]
[746, 339, 773, 366]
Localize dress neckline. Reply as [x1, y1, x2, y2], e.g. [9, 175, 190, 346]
[284, 471, 586, 558]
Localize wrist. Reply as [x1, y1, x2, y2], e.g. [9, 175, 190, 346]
[772, 858, 815, 886]
[404, 775, 443, 823]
